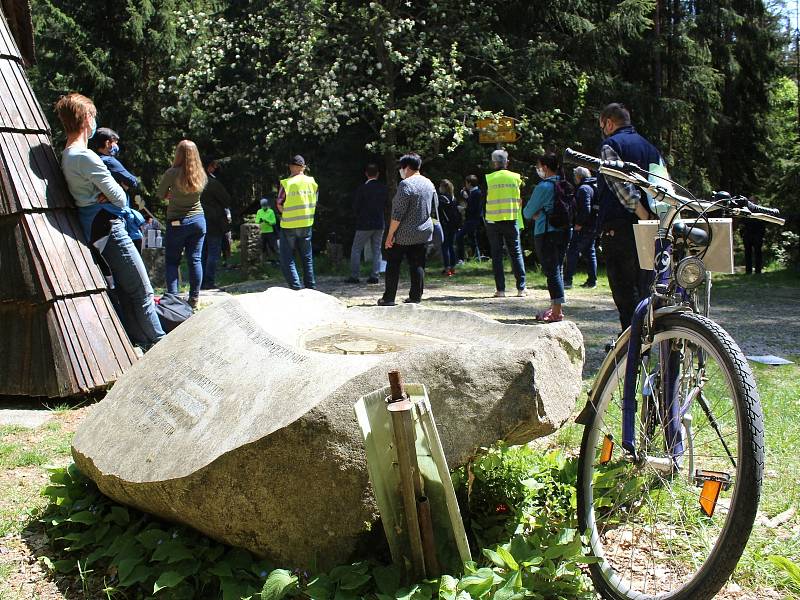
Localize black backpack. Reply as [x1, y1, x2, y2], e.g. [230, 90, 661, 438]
[439, 194, 463, 229]
[154, 293, 193, 333]
[546, 179, 576, 230]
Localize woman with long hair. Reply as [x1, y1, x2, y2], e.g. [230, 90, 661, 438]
[157, 140, 208, 308]
[55, 92, 164, 348]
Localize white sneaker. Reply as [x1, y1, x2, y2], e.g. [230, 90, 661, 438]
[516, 288, 527, 297]
[494, 290, 506, 298]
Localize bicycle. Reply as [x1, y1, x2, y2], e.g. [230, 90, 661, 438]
[563, 148, 784, 600]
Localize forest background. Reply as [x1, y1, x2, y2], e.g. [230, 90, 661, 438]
[27, 0, 800, 256]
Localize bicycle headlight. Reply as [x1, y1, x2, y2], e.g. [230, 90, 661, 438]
[675, 256, 706, 290]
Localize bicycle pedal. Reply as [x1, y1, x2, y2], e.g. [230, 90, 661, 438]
[599, 435, 614, 464]
[694, 470, 732, 518]
[693, 469, 732, 490]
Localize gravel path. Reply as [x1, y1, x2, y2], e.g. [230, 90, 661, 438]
[226, 272, 800, 374]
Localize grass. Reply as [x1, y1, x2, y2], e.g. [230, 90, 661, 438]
[0, 420, 74, 538]
[733, 360, 800, 593]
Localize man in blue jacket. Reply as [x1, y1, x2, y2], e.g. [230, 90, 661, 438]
[597, 103, 661, 330]
[91, 128, 145, 252]
[564, 167, 598, 289]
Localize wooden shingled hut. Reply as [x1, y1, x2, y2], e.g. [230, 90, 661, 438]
[0, 2, 137, 398]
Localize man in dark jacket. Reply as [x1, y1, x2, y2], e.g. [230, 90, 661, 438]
[597, 103, 662, 329]
[455, 174, 484, 262]
[200, 157, 232, 290]
[564, 166, 598, 289]
[346, 164, 388, 284]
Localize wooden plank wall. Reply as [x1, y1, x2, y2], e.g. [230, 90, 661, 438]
[0, 6, 136, 398]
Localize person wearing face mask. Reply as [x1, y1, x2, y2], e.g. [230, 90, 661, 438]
[523, 153, 570, 322]
[484, 148, 526, 298]
[596, 102, 662, 330]
[91, 127, 145, 252]
[55, 92, 164, 349]
[377, 153, 437, 306]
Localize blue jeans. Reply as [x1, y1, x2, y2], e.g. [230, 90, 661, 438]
[534, 231, 569, 305]
[455, 219, 483, 260]
[280, 226, 315, 290]
[202, 233, 224, 288]
[350, 228, 383, 279]
[564, 228, 597, 285]
[442, 228, 457, 269]
[485, 221, 526, 292]
[102, 219, 164, 345]
[166, 214, 206, 299]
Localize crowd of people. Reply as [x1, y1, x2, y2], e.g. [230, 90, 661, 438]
[55, 91, 664, 350]
[347, 102, 664, 329]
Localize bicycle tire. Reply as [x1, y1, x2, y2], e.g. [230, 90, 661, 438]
[577, 312, 764, 600]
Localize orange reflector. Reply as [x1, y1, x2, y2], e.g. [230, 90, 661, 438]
[699, 479, 723, 517]
[600, 435, 614, 464]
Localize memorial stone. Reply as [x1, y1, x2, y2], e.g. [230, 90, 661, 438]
[239, 222, 261, 271]
[72, 288, 584, 569]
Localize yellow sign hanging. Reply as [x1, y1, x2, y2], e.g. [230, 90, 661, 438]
[477, 117, 520, 144]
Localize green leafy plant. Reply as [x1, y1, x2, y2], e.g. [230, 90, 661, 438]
[768, 555, 800, 589]
[41, 464, 270, 599]
[42, 446, 594, 600]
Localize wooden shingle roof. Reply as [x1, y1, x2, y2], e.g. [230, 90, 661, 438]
[0, 5, 136, 398]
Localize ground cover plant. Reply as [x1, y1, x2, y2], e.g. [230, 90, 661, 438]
[35, 446, 595, 600]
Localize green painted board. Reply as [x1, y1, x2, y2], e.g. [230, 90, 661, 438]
[354, 384, 471, 575]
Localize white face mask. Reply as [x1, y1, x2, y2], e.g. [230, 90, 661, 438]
[536, 166, 546, 179]
[398, 168, 406, 180]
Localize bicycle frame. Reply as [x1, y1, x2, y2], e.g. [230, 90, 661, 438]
[616, 186, 709, 459]
[621, 236, 685, 458]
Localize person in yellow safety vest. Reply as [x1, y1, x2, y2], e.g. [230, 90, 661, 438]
[254, 197, 279, 262]
[484, 148, 527, 298]
[276, 155, 318, 290]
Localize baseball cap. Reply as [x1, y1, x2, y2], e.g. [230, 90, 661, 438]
[289, 155, 306, 166]
[491, 149, 508, 163]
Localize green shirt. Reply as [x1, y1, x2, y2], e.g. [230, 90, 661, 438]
[255, 207, 277, 233]
[157, 167, 205, 220]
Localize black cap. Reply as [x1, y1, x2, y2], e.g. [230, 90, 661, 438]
[289, 155, 306, 167]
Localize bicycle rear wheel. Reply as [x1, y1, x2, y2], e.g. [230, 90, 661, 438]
[578, 312, 764, 600]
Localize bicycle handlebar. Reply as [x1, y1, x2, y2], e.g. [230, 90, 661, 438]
[563, 148, 784, 225]
[740, 199, 781, 219]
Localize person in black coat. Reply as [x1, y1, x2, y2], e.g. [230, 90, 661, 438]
[437, 179, 462, 275]
[564, 167, 599, 289]
[346, 163, 388, 284]
[200, 157, 232, 289]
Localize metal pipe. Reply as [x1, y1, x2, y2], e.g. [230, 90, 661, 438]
[417, 496, 440, 577]
[388, 397, 426, 581]
[388, 370, 406, 401]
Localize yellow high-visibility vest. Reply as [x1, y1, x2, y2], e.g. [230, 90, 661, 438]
[485, 170, 521, 223]
[279, 174, 318, 229]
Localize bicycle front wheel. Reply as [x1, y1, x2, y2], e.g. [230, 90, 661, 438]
[578, 312, 764, 600]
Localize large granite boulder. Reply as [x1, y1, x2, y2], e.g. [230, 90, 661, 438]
[72, 288, 583, 569]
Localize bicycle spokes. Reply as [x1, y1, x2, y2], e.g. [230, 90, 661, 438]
[581, 315, 758, 599]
